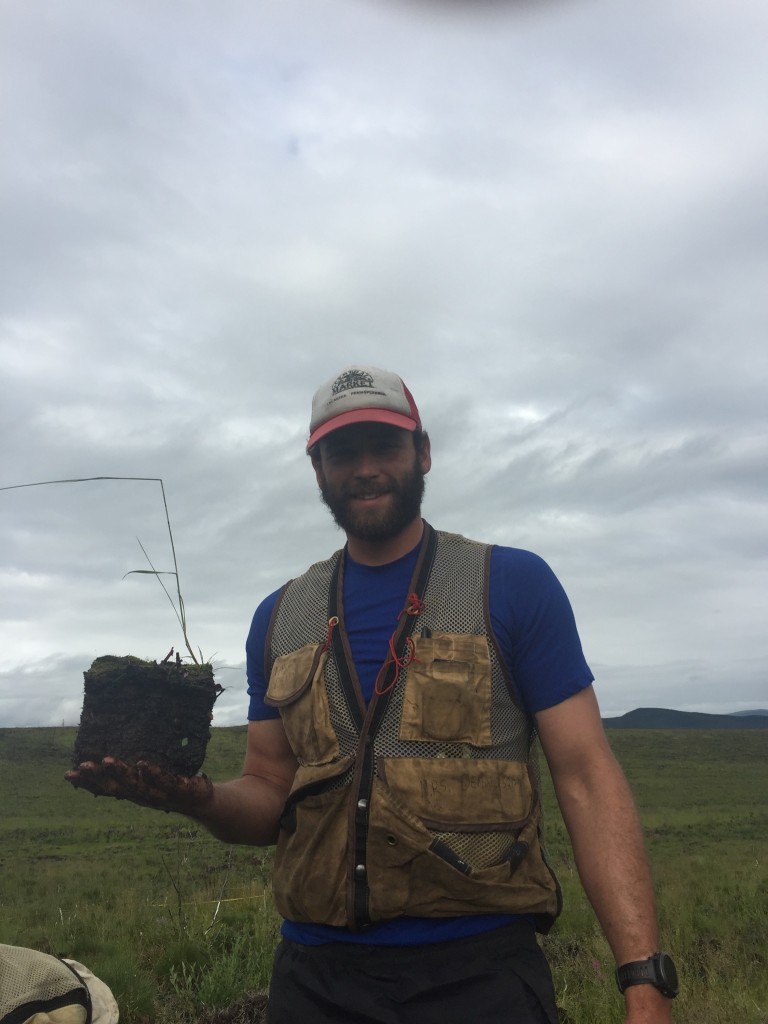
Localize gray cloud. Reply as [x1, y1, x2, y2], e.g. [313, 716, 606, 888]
[1, 0, 766, 726]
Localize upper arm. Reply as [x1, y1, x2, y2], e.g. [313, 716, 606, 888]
[246, 588, 283, 721]
[489, 547, 593, 715]
[535, 684, 618, 784]
[241, 718, 297, 799]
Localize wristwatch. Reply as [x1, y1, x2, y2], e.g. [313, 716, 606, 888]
[615, 952, 679, 998]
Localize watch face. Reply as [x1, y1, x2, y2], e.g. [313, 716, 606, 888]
[657, 953, 679, 996]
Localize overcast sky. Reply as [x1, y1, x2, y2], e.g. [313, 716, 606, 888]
[1, 0, 766, 729]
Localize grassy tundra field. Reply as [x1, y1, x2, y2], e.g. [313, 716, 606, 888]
[1, 726, 766, 1023]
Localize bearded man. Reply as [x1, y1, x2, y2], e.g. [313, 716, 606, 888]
[69, 365, 677, 1024]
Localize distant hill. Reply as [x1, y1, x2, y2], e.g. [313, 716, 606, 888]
[602, 708, 768, 730]
[730, 709, 768, 717]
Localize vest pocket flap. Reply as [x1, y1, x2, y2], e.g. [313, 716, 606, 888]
[413, 632, 491, 680]
[289, 756, 354, 801]
[380, 756, 533, 828]
[266, 643, 327, 706]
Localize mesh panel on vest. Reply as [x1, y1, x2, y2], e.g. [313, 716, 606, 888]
[428, 829, 511, 871]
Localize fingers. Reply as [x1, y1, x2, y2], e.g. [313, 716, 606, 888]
[65, 757, 138, 799]
[65, 757, 213, 815]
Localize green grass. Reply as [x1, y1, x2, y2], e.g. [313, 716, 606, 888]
[1, 727, 766, 1023]
[540, 730, 768, 1024]
[0, 726, 278, 1022]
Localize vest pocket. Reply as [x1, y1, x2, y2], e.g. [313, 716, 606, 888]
[273, 759, 354, 927]
[399, 633, 493, 746]
[376, 756, 539, 893]
[368, 764, 558, 922]
[379, 755, 533, 829]
[265, 643, 340, 764]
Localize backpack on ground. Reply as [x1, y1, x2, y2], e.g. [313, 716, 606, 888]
[0, 944, 92, 1024]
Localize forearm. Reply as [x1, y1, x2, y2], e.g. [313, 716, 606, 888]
[552, 753, 672, 1023]
[553, 756, 658, 962]
[537, 689, 673, 1022]
[191, 771, 287, 846]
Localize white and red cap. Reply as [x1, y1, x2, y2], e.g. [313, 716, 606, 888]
[307, 365, 421, 450]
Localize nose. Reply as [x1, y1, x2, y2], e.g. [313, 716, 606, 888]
[352, 450, 381, 478]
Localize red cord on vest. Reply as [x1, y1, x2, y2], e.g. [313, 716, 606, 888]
[401, 593, 426, 618]
[373, 595, 424, 695]
[322, 615, 339, 652]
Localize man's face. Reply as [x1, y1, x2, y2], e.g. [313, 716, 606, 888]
[313, 423, 431, 544]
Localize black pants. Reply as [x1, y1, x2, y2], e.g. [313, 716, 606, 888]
[267, 922, 559, 1024]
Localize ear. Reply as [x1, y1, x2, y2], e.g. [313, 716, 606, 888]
[418, 432, 432, 475]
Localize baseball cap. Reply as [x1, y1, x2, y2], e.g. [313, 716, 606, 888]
[307, 365, 421, 450]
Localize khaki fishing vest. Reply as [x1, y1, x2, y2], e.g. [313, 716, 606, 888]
[265, 523, 561, 932]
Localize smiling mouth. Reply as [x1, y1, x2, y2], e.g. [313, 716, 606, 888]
[350, 491, 390, 501]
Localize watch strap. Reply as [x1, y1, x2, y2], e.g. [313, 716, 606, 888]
[615, 952, 678, 998]
[616, 959, 657, 991]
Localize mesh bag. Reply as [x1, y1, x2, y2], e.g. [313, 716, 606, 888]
[0, 944, 91, 1024]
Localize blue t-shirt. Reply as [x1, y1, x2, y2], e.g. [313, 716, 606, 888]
[245, 540, 593, 945]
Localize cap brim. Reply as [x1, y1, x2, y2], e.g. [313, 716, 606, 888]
[307, 409, 419, 450]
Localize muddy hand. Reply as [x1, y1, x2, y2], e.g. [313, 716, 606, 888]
[65, 757, 214, 815]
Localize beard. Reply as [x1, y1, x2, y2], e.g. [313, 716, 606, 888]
[319, 461, 426, 543]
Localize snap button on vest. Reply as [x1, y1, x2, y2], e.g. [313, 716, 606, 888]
[355, 864, 367, 879]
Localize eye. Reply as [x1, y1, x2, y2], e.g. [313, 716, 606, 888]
[373, 440, 399, 455]
[326, 446, 354, 463]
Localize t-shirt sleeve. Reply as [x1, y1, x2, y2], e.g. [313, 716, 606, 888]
[489, 547, 594, 715]
[246, 588, 283, 721]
